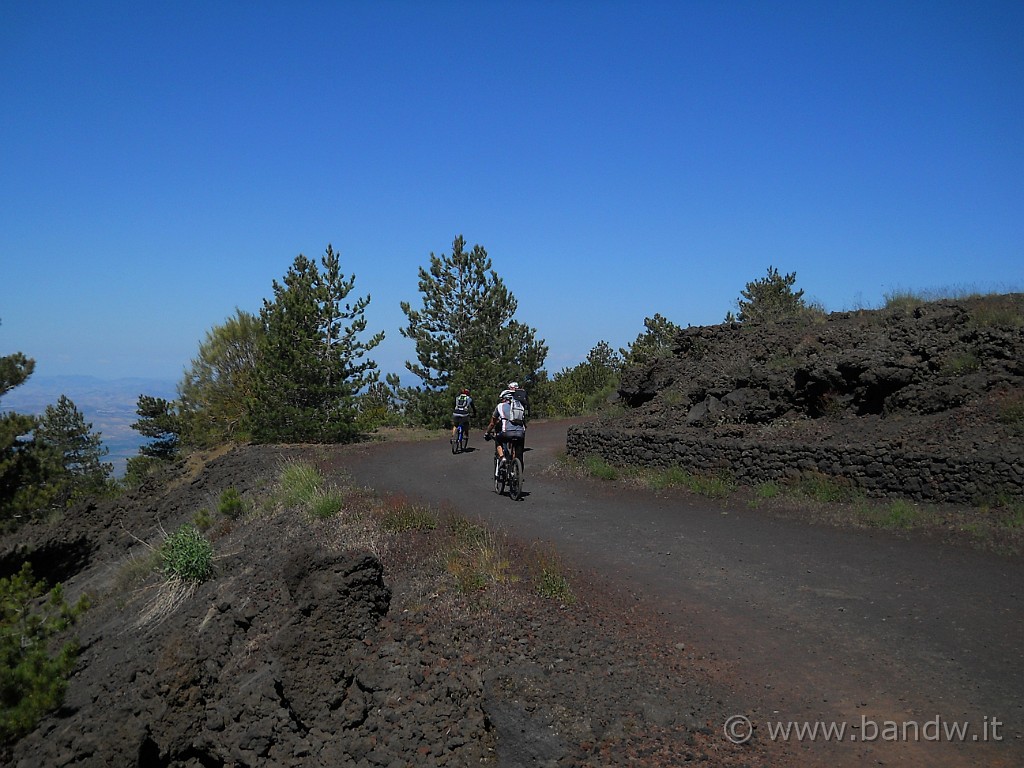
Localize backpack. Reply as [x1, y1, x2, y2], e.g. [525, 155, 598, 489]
[506, 397, 526, 426]
[454, 394, 471, 415]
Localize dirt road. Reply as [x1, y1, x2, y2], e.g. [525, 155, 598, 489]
[340, 420, 1024, 767]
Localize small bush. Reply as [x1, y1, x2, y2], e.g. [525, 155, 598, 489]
[160, 524, 214, 583]
[0, 564, 88, 746]
[218, 487, 246, 519]
[192, 507, 213, 530]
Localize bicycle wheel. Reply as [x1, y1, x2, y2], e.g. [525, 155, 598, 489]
[494, 458, 506, 495]
[508, 457, 523, 501]
[451, 432, 458, 454]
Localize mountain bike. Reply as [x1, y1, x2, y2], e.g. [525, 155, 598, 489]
[451, 423, 468, 454]
[488, 434, 523, 501]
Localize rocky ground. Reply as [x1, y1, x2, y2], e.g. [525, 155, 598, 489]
[1, 443, 792, 767]
[614, 294, 1024, 453]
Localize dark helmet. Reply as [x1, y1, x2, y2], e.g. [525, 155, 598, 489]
[461, 388, 470, 395]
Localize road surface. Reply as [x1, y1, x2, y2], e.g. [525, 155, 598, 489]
[339, 420, 1023, 767]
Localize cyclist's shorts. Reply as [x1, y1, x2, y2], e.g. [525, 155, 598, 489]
[452, 414, 470, 426]
[496, 434, 524, 450]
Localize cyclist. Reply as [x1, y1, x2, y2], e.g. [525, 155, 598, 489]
[451, 388, 476, 444]
[485, 389, 526, 478]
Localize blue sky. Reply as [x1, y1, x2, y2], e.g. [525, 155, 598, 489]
[2, 0, 1021, 386]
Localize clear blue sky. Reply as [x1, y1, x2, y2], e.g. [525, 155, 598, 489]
[2, 0, 1021, 384]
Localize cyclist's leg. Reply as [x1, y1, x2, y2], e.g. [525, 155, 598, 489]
[497, 434, 512, 475]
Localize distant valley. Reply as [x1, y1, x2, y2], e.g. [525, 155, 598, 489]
[1, 375, 177, 477]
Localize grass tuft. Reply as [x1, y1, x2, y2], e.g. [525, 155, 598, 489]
[160, 524, 214, 583]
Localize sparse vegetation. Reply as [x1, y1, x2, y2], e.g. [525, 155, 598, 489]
[997, 390, 1024, 426]
[584, 455, 619, 480]
[941, 351, 981, 376]
[381, 504, 437, 533]
[860, 499, 921, 529]
[882, 289, 928, 311]
[970, 296, 1024, 328]
[788, 471, 860, 504]
[442, 524, 511, 594]
[532, 545, 575, 603]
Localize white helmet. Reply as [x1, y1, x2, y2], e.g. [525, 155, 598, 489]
[499, 389, 515, 401]
[508, 381, 519, 390]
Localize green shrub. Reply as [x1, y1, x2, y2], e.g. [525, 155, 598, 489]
[160, 524, 214, 582]
[218, 487, 246, 519]
[0, 564, 88, 746]
[192, 507, 213, 530]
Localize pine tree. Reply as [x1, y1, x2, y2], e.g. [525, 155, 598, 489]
[399, 235, 548, 426]
[728, 266, 809, 323]
[0, 348, 44, 524]
[35, 395, 112, 506]
[620, 313, 681, 370]
[131, 395, 181, 460]
[547, 341, 622, 416]
[248, 245, 383, 442]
